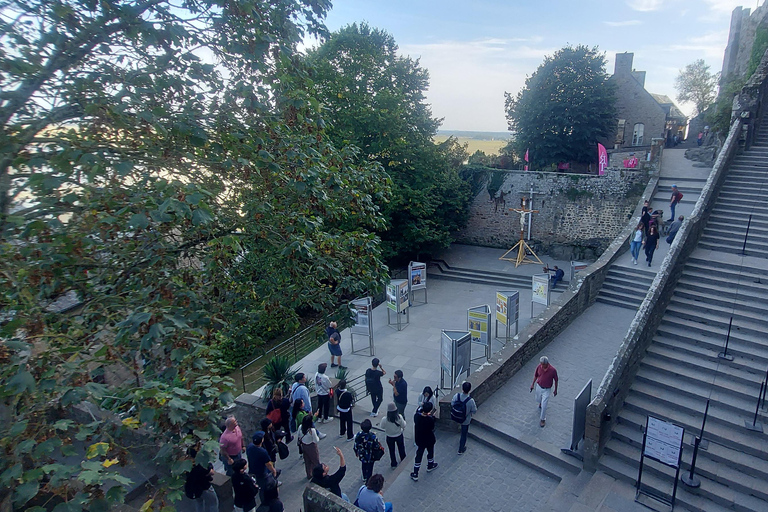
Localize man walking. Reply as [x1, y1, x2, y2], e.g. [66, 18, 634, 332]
[388, 370, 408, 417]
[451, 381, 477, 455]
[365, 358, 386, 417]
[315, 363, 333, 423]
[410, 402, 438, 481]
[530, 356, 558, 427]
[219, 416, 246, 476]
[668, 185, 683, 222]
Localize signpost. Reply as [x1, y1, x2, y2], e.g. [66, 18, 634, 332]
[570, 260, 589, 281]
[531, 273, 550, 318]
[408, 261, 428, 306]
[440, 330, 471, 390]
[386, 279, 410, 331]
[467, 305, 491, 362]
[636, 416, 685, 510]
[349, 297, 374, 356]
[561, 379, 592, 460]
[495, 291, 520, 343]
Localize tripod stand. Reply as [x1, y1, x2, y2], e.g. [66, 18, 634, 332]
[499, 207, 543, 267]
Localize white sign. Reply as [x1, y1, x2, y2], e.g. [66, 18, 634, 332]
[644, 416, 684, 468]
[532, 274, 550, 306]
[409, 261, 427, 291]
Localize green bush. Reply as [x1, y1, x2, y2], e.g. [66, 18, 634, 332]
[262, 355, 297, 400]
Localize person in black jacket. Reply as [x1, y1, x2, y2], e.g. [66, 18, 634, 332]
[260, 418, 278, 463]
[336, 380, 355, 441]
[184, 447, 219, 512]
[231, 458, 259, 512]
[410, 401, 438, 481]
[265, 388, 292, 442]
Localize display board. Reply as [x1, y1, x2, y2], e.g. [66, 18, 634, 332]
[440, 330, 471, 389]
[468, 305, 492, 361]
[409, 261, 427, 291]
[349, 297, 374, 355]
[644, 416, 684, 467]
[495, 292, 508, 324]
[495, 291, 520, 341]
[570, 260, 589, 281]
[386, 279, 409, 313]
[532, 274, 550, 306]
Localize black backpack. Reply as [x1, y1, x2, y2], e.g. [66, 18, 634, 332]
[450, 393, 471, 423]
[364, 369, 379, 392]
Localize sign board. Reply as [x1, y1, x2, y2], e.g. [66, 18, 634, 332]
[495, 292, 508, 324]
[562, 379, 592, 458]
[386, 279, 409, 313]
[409, 261, 427, 291]
[532, 274, 550, 306]
[440, 330, 471, 389]
[495, 291, 520, 341]
[570, 260, 589, 281]
[468, 307, 490, 345]
[350, 297, 371, 333]
[644, 416, 684, 468]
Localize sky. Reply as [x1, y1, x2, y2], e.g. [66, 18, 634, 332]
[316, 0, 759, 132]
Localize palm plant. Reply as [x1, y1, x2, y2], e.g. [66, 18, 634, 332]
[262, 355, 297, 401]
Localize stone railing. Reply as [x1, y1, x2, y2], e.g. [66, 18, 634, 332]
[437, 173, 661, 421]
[582, 116, 743, 470]
[303, 484, 362, 512]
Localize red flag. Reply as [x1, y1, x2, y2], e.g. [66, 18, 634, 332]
[597, 143, 608, 176]
[524, 148, 529, 171]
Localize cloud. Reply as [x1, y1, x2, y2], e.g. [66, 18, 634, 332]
[702, 0, 747, 13]
[627, 0, 664, 12]
[604, 20, 642, 27]
[667, 30, 729, 58]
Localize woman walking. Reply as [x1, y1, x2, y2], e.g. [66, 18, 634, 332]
[353, 419, 380, 482]
[644, 225, 660, 267]
[299, 415, 321, 479]
[378, 403, 406, 469]
[630, 222, 644, 265]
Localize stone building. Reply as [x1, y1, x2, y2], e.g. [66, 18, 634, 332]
[722, 3, 768, 83]
[609, 52, 687, 149]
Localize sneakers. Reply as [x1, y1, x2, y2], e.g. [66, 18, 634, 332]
[331, 363, 338, 367]
[458, 448, 466, 455]
[410, 472, 419, 481]
[338, 434, 345, 438]
[346, 437, 354, 442]
[540, 420, 546, 427]
[633, 259, 637, 265]
[318, 432, 327, 439]
[391, 463, 398, 469]
[427, 462, 438, 472]
[370, 411, 378, 417]
[648, 262, 651, 267]
[325, 417, 334, 423]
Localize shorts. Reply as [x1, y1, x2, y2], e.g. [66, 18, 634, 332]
[328, 342, 342, 356]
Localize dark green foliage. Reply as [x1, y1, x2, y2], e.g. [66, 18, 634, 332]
[564, 187, 594, 201]
[262, 356, 297, 400]
[707, 76, 746, 134]
[505, 45, 617, 168]
[307, 23, 471, 262]
[487, 171, 507, 199]
[458, 166, 491, 199]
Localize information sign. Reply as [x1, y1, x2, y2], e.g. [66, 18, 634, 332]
[409, 261, 427, 291]
[644, 416, 684, 467]
[495, 292, 507, 324]
[532, 274, 550, 306]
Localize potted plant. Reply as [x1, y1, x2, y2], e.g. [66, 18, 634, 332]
[262, 355, 296, 401]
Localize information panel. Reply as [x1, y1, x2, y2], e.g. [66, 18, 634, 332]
[495, 290, 520, 341]
[532, 274, 550, 306]
[644, 416, 684, 468]
[496, 292, 508, 324]
[440, 330, 472, 389]
[386, 279, 409, 313]
[409, 261, 427, 291]
[350, 297, 371, 333]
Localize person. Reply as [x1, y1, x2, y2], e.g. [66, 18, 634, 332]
[697, 132, 703, 146]
[315, 363, 333, 424]
[668, 185, 683, 222]
[530, 356, 558, 428]
[231, 458, 259, 512]
[666, 215, 684, 244]
[641, 199, 650, 216]
[644, 225, 660, 267]
[388, 370, 407, 417]
[410, 401, 437, 481]
[299, 414, 321, 479]
[311, 446, 349, 502]
[379, 403, 406, 469]
[326, 321, 344, 369]
[452, 381, 477, 455]
[266, 388, 292, 442]
[290, 373, 326, 438]
[416, 386, 436, 413]
[260, 486, 285, 512]
[354, 474, 393, 512]
[184, 447, 219, 512]
[336, 379, 355, 441]
[260, 418, 278, 463]
[365, 358, 386, 417]
[630, 222, 644, 265]
[543, 265, 565, 288]
[640, 206, 651, 235]
[246, 431, 280, 502]
[353, 419, 379, 482]
[219, 416, 245, 476]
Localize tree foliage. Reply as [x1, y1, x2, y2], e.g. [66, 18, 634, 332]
[306, 23, 470, 262]
[505, 45, 616, 168]
[0, 1, 390, 509]
[675, 59, 719, 116]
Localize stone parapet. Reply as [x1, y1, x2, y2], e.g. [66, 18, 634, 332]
[303, 484, 362, 512]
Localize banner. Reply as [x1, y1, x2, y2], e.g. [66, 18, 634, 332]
[524, 148, 529, 171]
[598, 142, 608, 176]
[409, 261, 427, 291]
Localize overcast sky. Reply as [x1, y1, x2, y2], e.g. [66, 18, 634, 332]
[318, 0, 757, 131]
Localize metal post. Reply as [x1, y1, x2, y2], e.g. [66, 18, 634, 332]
[241, 368, 246, 395]
[681, 399, 709, 488]
[742, 214, 753, 255]
[718, 316, 735, 361]
[746, 375, 766, 432]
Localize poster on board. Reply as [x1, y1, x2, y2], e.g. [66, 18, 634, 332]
[350, 298, 370, 330]
[386, 282, 398, 312]
[409, 262, 427, 291]
[397, 279, 409, 312]
[495, 292, 508, 324]
[644, 416, 684, 468]
[532, 274, 550, 306]
[468, 308, 489, 345]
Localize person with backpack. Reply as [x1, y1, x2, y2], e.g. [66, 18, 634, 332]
[451, 381, 477, 455]
[378, 402, 406, 469]
[354, 474, 393, 512]
[266, 388, 292, 442]
[410, 401, 438, 481]
[290, 373, 326, 439]
[668, 185, 683, 222]
[365, 358, 386, 416]
[231, 458, 259, 512]
[336, 379, 355, 441]
[353, 419, 383, 482]
[184, 446, 218, 512]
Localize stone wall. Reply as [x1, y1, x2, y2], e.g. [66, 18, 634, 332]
[438, 174, 660, 423]
[303, 485, 362, 512]
[454, 167, 650, 260]
[721, 4, 768, 83]
[582, 116, 743, 471]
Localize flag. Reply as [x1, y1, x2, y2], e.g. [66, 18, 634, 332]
[597, 143, 608, 176]
[524, 148, 529, 171]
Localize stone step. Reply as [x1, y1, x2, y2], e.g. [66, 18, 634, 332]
[713, 194, 768, 208]
[696, 240, 767, 259]
[658, 313, 768, 358]
[469, 420, 580, 480]
[594, 295, 641, 310]
[606, 264, 657, 280]
[598, 453, 735, 512]
[699, 233, 768, 251]
[665, 297, 768, 331]
[685, 257, 766, 280]
[597, 289, 644, 306]
[601, 279, 650, 298]
[700, 227, 768, 244]
[658, 177, 709, 184]
[603, 438, 768, 510]
[428, 271, 565, 293]
[676, 277, 768, 302]
[673, 287, 768, 316]
[718, 186, 768, 197]
[705, 220, 768, 237]
[711, 206, 768, 221]
[652, 332, 768, 378]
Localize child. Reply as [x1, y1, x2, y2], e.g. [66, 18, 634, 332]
[410, 402, 438, 481]
[353, 419, 379, 482]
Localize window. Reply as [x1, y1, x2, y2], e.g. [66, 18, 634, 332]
[632, 123, 644, 146]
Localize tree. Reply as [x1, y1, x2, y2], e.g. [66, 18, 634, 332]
[675, 59, 719, 116]
[0, 1, 389, 509]
[505, 45, 617, 168]
[306, 23, 470, 262]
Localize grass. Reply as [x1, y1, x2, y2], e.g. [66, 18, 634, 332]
[433, 136, 508, 156]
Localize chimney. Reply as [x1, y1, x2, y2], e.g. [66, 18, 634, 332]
[631, 70, 646, 87]
[614, 52, 633, 76]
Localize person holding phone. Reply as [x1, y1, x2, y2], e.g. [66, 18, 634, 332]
[365, 358, 386, 416]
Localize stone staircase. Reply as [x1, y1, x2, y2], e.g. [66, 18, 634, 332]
[595, 265, 656, 310]
[597, 138, 768, 511]
[654, 176, 708, 208]
[428, 259, 567, 293]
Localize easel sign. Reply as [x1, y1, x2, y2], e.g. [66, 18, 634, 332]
[531, 273, 550, 318]
[636, 416, 685, 511]
[408, 261, 427, 306]
[495, 291, 519, 343]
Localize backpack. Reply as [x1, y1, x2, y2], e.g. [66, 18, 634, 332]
[364, 369, 379, 392]
[450, 393, 471, 423]
[266, 406, 281, 426]
[678, 192, 683, 201]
